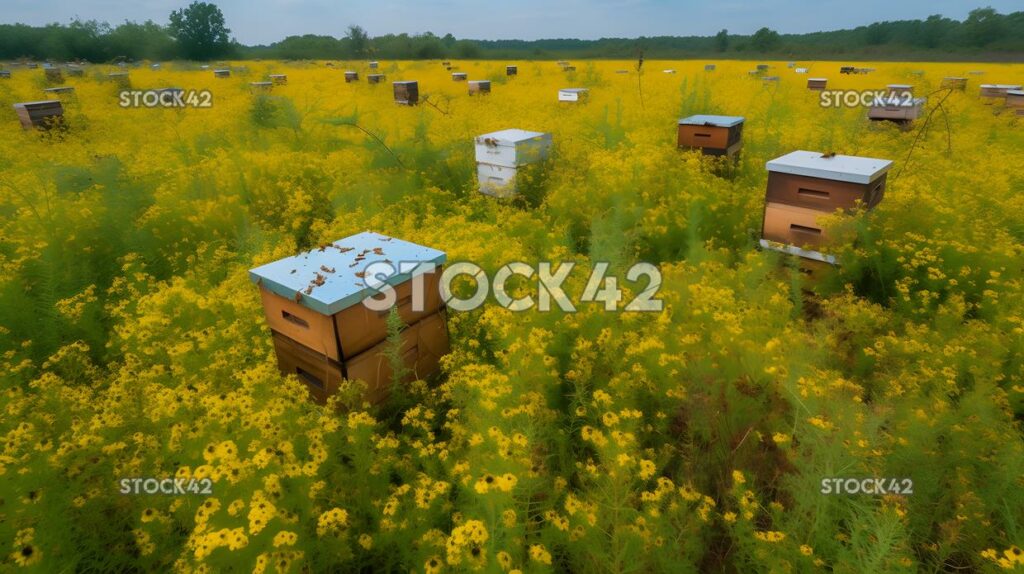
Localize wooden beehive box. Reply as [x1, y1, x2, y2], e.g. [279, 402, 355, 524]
[678, 115, 744, 158]
[393, 81, 419, 105]
[13, 100, 64, 130]
[506, 65, 517, 76]
[27, 63, 38, 69]
[563, 65, 577, 72]
[1006, 90, 1024, 109]
[368, 74, 385, 84]
[558, 88, 588, 103]
[249, 231, 449, 404]
[213, 69, 231, 78]
[452, 72, 467, 81]
[941, 77, 967, 90]
[0, 71, 11, 79]
[887, 84, 914, 97]
[468, 80, 491, 95]
[807, 78, 827, 90]
[269, 74, 287, 85]
[250, 81, 273, 92]
[980, 84, 1021, 100]
[66, 66, 84, 77]
[705, 64, 715, 71]
[762, 202, 834, 250]
[42, 87, 74, 98]
[44, 68, 63, 82]
[868, 97, 926, 122]
[475, 129, 552, 168]
[369, 61, 379, 69]
[765, 150, 892, 214]
[345, 71, 359, 82]
[757, 64, 769, 71]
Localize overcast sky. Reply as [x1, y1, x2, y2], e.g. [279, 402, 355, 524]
[1, 0, 1016, 45]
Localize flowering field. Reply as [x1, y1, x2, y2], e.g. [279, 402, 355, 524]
[1, 59, 1023, 572]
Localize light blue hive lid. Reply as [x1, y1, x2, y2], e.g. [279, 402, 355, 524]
[249, 231, 446, 315]
[679, 115, 745, 127]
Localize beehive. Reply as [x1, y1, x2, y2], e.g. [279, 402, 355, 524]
[979, 84, 1022, 100]
[269, 74, 287, 85]
[705, 64, 715, 71]
[475, 129, 553, 197]
[44, 68, 63, 82]
[213, 69, 230, 78]
[42, 87, 74, 96]
[66, 67, 84, 77]
[369, 61, 379, 69]
[807, 78, 827, 90]
[249, 231, 449, 404]
[868, 97, 926, 122]
[761, 151, 891, 260]
[393, 81, 419, 105]
[677, 115, 744, 158]
[757, 64, 769, 71]
[345, 71, 359, 82]
[442, 61, 451, 67]
[27, 63, 39, 69]
[941, 77, 967, 90]
[1006, 90, 1024, 109]
[0, 71, 10, 79]
[368, 74, 385, 84]
[558, 88, 588, 103]
[12, 100, 64, 130]
[468, 80, 491, 95]
[250, 81, 273, 92]
[506, 65, 517, 76]
[563, 66, 577, 72]
[887, 84, 914, 97]
[452, 72, 467, 81]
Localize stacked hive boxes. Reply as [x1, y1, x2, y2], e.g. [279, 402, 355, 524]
[869, 85, 925, 123]
[249, 232, 450, 404]
[13, 100, 64, 129]
[760, 151, 892, 266]
[475, 129, 552, 198]
[807, 78, 827, 90]
[468, 80, 491, 95]
[345, 71, 359, 83]
[677, 115, 744, 159]
[393, 81, 419, 105]
[558, 88, 588, 103]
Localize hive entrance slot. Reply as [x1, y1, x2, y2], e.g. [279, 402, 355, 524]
[790, 224, 822, 235]
[797, 188, 830, 199]
[296, 368, 325, 389]
[281, 311, 310, 329]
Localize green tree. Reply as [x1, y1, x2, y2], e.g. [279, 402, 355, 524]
[345, 25, 370, 58]
[750, 27, 781, 52]
[963, 7, 1005, 47]
[168, 1, 232, 60]
[715, 29, 729, 52]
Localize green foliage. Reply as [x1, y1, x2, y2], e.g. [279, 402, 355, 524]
[168, 1, 234, 60]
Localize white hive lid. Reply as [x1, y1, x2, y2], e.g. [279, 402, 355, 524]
[767, 150, 893, 185]
[678, 115, 745, 127]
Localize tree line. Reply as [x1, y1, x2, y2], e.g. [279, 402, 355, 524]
[1, 3, 1021, 62]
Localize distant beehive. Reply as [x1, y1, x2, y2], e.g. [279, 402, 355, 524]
[807, 78, 827, 90]
[345, 71, 359, 82]
[968, 70, 985, 75]
[250, 81, 273, 92]
[249, 231, 450, 404]
[868, 97, 926, 123]
[760, 151, 893, 266]
[562, 65, 576, 72]
[213, 69, 230, 78]
[663, 69, 676, 74]
[887, 84, 914, 97]
[705, 64, 715, 71]
[757, 64, 769, 71]
[269, 74, 287, 85]
[615, 70, 629, 74]
[107, 71, 131, 88]
[979, 84, 1021, 100]
[1006, 90, 1024, 110]
[452, 72, 467, 81]
[468, 80, 491, 95]
[393, 81, 419, 105]
[506, 65, 517, 76]
[677, 115, 744, 159]
[0, 71, 11, 79]
[44, 68, 63, 83]
[369, 61, 379, 69]
[13, 100, 64, 130]
[368, 74, 385, 84]
[27, 63, 38, 69]
[200, 64, 210, 70]
[474, 129, 552, 198]
[558, 88, 588, 103]
[941, 77, 967, 90]
[151, 63, 161, 70]
[42, 86, 75, 97]
[66, 66, 84, 77]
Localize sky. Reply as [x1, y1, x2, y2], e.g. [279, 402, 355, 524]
[1, 0, 1017, 45]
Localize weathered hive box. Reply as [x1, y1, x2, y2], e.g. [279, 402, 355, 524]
[269, 74, 287, 85]
[213, 69, 230, 78]
[979, 84, 1021, 99]
[506, 65, 517, 76]
[705, 64, 715, 71]
[757, 64, 769, 71]
[369, 61, 379, 69]
[27, 63, 39, 69]
[44, 68, 63, 82]
[765, 150, 891, 213]
[762, 202, 834, 250]
[393, 81, 419, 105]
[452, 72, 467, 81]
[368, 74, 385, 84]
[249, 231, 449, 404]
[442, 61, 451, 67]
[475, 129, 552, 168]
[1006, 90, 1024, 108]
[345, 71, 359, 82]
[477, 163, 523, 198]
[887, 84, 914, 97]
[42, 87, 74, 97]
[868, 97, 926, 122]
[558, 88, 588, 103]
[807, 78, 827, 90]
[941, 77, 967, 90]
[13, 100, 64, 130]
[677, 115, 744, 158]
[250, 81, 273, 91]
[563, 66, 577, 72]
[0, 71, 10, 79]
[468, 80, 491, 95]
[66, 67, 84, 77]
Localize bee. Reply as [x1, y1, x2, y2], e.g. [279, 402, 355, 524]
[337, 246, 354, 253]
[294, 291, 303, 302]
[320, 265, 335, 273]
[303, 285, 313, 295]
[372, 247, 384, 255]
[355, 271, 366, 278]
[820, 152, 837, 158]
[289, 269, 296, 274]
